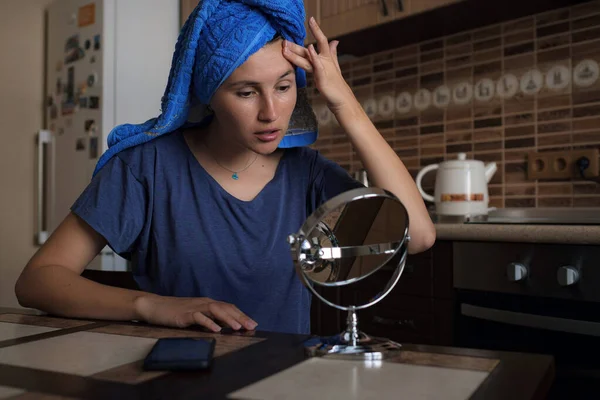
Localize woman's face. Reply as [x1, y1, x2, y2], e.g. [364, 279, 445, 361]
[209, 39, 297, 155]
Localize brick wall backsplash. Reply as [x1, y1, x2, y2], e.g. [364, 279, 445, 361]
[308, 1, 600, 208]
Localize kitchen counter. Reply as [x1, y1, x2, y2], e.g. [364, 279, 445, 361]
[435, 222, 600, 245]
[0, 307, 553, 400]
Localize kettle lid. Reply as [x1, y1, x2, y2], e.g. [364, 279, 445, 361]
[442, 152, 483, 169]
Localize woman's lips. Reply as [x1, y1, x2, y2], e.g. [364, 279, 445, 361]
[255, 129, 280, 142]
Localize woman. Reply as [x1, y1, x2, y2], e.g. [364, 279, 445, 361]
[15, 0, 435, 335]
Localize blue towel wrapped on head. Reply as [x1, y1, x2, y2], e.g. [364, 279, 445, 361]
[93, 0, 318, 177]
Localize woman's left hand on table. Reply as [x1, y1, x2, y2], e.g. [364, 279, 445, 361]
[282, 16, 356, 115]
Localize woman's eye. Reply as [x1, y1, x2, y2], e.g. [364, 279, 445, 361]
[278, 85, 291, 92]
[237, 91, 255, 98]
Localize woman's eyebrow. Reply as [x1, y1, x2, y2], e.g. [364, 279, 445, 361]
[228, 70, 295, 88]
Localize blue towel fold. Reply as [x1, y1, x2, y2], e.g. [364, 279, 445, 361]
[93, 0, 318, 177]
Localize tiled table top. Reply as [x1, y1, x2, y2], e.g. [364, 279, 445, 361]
[0, 308, 554, 400]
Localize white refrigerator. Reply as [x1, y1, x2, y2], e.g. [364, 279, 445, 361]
[38, 0, 179, 270]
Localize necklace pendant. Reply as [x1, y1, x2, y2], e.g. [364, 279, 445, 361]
[232, 172, 239, 180]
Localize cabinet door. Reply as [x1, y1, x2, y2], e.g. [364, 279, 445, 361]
[411, 0, 460, 15]
[319, 0, 382, 39]
[378, 0, 412, 26]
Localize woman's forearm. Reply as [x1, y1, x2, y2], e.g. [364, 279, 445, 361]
[15, 265, 154, 321]
[333, 99, 436, 253]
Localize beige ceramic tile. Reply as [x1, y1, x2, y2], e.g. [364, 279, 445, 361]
[0, 386, 25, 399]
[0, 322, 57, 342]
[0, 331, 156, 376]
[229, 358, 489, 400]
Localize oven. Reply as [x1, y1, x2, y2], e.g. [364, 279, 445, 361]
[453, 239, 600, 399]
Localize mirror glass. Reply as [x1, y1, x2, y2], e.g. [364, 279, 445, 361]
[298, 194, 409, 287]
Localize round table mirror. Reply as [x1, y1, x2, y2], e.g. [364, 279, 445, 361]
[287, 187, 410, 360]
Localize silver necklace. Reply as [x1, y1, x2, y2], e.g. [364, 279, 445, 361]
[202, 141, 258, 180]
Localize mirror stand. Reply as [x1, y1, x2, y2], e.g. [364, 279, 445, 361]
[304, 306, 402, 360]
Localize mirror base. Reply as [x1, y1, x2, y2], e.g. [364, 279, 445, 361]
[303, 332, 402, 360]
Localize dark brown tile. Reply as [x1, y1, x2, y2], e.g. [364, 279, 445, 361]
[374, 120, 394, 130]
[397, 148, 419, 157]
[537, 22, 569, 37]
[505, 113, 535, 126]
[446, 67, 472, 81]
[573, 183, 600, 195]
[420, 146, 444, 156]
[538, 122, 571, 134]
[395, 127, 419, 136]
[394, 137, 419, 148]
[475, 152, 503, 162]
[489, 185, 503, 196]
[396, 117, 419, 127]
[446, 121, 472, 131]
[473, 25, 501, 40]
[396, 67, 418, 79]
[573, 196, 600, 207]
[573, 104, 600, 118]
[474, 141, 502, 151]
[504, 54, 535, 69]
[489, 197, 505, 208]
[538, 108, 572, 122]
[445, 43, 472, 57]
[352, 77, 372, 86]
[573, 27, 600, 43]
[420, 133, 444, 146]
[537, 9, 570, 26]
[420, 124, 444, 135]
[573, 90, 600, 105]
[473, 48, 502, 63]
[373, 62, 394, 73]
[473, 38, 501, 52]
[352, 56, 372, 68]
[421, 39, 443, 52]
[538, 197, 573, 207]
[573, 117, 600, 131]
[394, 45, 418, 58]
[421, 60, 444, 74]
[505, 184, 536, 196]
[473, 104, 502, 119]
[505, 125, 535, 137]
[537, 47, 571, 63]
[446, 108, 472, 121]
[490, 166, 504, 184]
[572, 39, 600, 57]
[505, 149, 529, 162]
[373, 51, 394, 64]
[538, 34, 570, 51]
[503, 17, 534, 33]
[505, 198, 535, 207]
[505, 30, 534, 46]
[538, 134, 571, 147]
[446, 32, 471, 46]
[420, 156, 445, 166]
[538, 95, 571, 109]
[420, 111, 445, 124]
[473, 129, 503, 141]
[420, 72, 444, 87]
[572, 1, 600, 18]
[573, 131, 600, 143]
[474, 117, 502, 129]
[506, 137, 535, 149]
[504, 42, 534, 57]
[447, 143, 473, 153]
[538, 183, 573, 196]
[446, 132, 472, 143]
[402, 157, 420, 169]
[421, 50, 443, 63]
[474, 61, 502, 76]
[374, 83, 393, 93]
[353, 66, 371, 76]
[446, 55, 472, 69]
[394, 55, 418, 68]
[572, 14, 600, 30]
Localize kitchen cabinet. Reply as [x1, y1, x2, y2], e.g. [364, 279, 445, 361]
[310, 240, 454, 346]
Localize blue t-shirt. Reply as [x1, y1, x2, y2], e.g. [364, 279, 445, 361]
[71, 130, 362, 334]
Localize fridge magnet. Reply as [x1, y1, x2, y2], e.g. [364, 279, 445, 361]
[89, 96, 100, 109]
[474, 78, 495, 102]
[84, 119, 96, 133]
[90, 55, 96, 64]
[395, 91, 412, 114]
[433, 85, 451, 109]
[64, 34, 84, 64]
[61, 67, 76, 115]
[85, 39, 91, 50]
[520, 69, 543, 95]
[452, 82, 473, 105]
[546, 65, 570, 91]
[78, 3, 96, 28]
[76, 138, 86, 151]
[414, 89, 432, 111]
[496, 74, 519, 99]
[574, 59, 599, 88]
[87, 72, 98, 87]
[89, 137, 98, 159]
[79, 97, 88, 108]
[94, 34, 101, 51]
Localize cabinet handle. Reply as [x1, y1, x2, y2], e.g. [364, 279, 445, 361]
[380, 0, 389, 16]
[372, 316, 416, 330]
[397, 0, 404, 12]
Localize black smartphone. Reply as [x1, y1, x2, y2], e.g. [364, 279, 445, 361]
[143, 337, 216, 371]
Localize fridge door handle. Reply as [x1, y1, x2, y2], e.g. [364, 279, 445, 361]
[36, 130, 52, 245]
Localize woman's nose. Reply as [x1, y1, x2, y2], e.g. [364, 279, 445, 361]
[258, 96, 278, 122]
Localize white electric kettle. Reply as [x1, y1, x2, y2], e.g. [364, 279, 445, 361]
[415, 153, 497, 216]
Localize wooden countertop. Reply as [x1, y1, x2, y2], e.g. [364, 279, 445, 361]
[0, 307, 554, 400]
[435, 222, 600, 245]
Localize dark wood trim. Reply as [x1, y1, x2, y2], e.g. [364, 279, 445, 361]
[334, 0, 592, 57]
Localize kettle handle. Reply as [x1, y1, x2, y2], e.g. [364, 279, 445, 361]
[415, 164, 438, 203]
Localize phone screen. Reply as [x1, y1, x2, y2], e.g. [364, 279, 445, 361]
[143, 337, 216, 371]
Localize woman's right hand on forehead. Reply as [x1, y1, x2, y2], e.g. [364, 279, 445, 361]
[133, 295, 258, 332]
